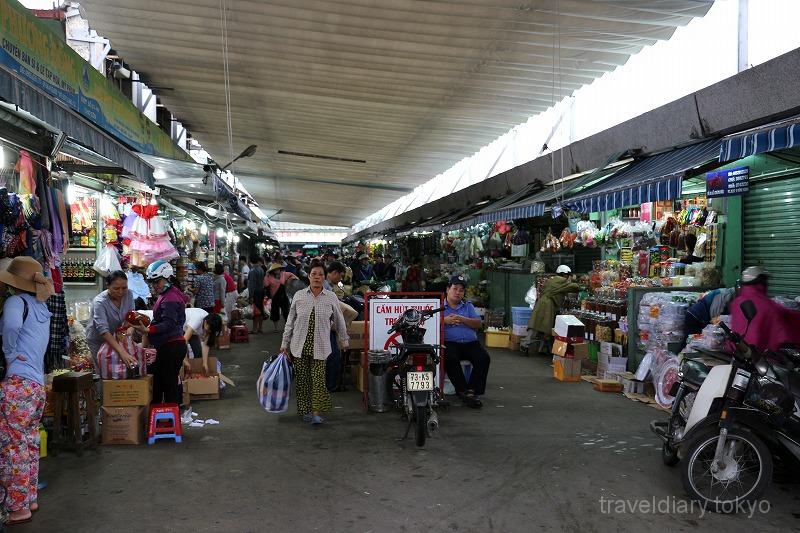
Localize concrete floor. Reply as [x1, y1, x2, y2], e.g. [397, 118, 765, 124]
[19, 332, 800, 533]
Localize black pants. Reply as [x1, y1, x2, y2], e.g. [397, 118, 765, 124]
[444, 341, 491, 396]
[270, 285, 290, 323]
[153, 340, 187, 405]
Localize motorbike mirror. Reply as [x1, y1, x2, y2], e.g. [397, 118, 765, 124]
[755, 357, 769, 376]
[740, 300, 757, 322]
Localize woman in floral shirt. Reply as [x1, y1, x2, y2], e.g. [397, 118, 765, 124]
[192, 261, 215, 313]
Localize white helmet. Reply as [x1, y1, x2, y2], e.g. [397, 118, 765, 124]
[556, 265, 572, 274]
[741, 265, 769, 285]
[146, 260, 174, 281]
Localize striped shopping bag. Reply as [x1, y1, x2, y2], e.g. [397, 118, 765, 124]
[257, 354, 292, 413]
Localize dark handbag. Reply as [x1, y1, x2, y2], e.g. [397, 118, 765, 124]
[0, 297, 29, 381]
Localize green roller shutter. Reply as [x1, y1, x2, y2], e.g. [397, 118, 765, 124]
[743, 173, 800, 297]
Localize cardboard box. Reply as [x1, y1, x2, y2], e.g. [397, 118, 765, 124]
[551, 340, 589, 359]
[101, 406, 144, 445]
[553, 356, 582, 382]
[599, 342, 624, 357]
[598, 351, 628, 373]
[347, 321, 366, 350]
[551, 330, 585, 344]
[509, 334, 522, 351]
[185, 357, 220, 400]
[103, 375, 153, 407]
[554, 315, 585, 339]
[594, 379, 624, 393]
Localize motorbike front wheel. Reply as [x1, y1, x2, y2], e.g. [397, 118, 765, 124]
[681, 425, 772, 513]
[414, 405, 427, 447]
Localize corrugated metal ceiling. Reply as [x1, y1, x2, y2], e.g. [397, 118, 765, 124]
[79, 0, 713, 226]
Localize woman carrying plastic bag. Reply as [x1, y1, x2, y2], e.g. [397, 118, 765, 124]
[257, 353, 292, 413]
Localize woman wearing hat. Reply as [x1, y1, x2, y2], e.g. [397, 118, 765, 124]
[0, 256, 54, 525]
[527, 265, 580, 355]
[264, 263, 298, 333]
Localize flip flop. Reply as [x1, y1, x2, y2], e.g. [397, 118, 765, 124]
[7, 514, 33, 525]
[311, 415, 325, 425]
[302, 413, 313, 423]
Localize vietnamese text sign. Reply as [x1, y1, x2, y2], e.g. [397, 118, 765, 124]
[0, 0, 190, 161]
[368, 298, 441, 351]
[706, 167, 750, 197]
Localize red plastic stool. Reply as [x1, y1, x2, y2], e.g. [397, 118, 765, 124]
[231, 325, 249, 343]
[147, 403, 182, 444]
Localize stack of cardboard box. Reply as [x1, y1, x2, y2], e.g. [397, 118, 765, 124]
[598, 342, 627, 378]
[552, 315, 588, 382]
[101, 375, 153, 445]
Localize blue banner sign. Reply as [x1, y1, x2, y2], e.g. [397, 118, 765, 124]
[706, 167, 750, 197]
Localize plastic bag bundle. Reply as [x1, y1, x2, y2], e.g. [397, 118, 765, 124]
[257, 353, 292, 413]
[93, 245, 123, 277]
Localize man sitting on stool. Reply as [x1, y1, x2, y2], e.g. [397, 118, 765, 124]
[443, 275, 490, 409]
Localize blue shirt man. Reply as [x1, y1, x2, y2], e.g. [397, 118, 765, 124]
[442, 275, 490, 408]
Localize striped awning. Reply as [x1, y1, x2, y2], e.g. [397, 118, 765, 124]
[566, 139, 721, 214]
[719, 117, 800, 162]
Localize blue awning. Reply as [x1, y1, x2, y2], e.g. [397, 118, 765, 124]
[566, 139, 722, 214]
[719, 118, 800, 162]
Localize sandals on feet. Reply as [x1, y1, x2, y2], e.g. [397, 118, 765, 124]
[302, 413, 313, 423]
[311, 415, 325, 425]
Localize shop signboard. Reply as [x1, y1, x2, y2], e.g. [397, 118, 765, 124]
[0, 0, 190, 161]
[368, 298, 442, 351]
[706, 167, 750, 197]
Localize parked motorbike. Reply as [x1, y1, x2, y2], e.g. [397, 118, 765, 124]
[385, 307, 445, 447]
[651, 349, 730, 466]
[666, 300, 800, 512]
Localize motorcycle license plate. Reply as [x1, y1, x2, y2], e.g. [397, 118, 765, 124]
[407, 371, 434, 391]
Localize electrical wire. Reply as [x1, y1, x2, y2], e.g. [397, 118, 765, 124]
[219, 0, 234, 168]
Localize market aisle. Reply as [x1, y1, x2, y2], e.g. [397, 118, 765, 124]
[24, 335, 800, 532]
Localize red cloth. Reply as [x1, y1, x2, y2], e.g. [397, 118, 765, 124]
[223, 272, 236, 293]
[214, 300, 223, 314]
[51, 268, 63, 294]
[731, 284, 800, 352]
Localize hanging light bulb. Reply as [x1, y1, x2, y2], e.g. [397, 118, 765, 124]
[188, 220, 197, 231]
[206, 206, 218, 217]
[227, 230, 234, 241]
[200, 223, 208, 235]
[216, 227, 225, 238]
[233, 235, 240, 243]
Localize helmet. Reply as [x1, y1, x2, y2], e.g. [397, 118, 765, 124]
[741, 266, 769, 285]
[556, 265, 572, 274]
[146, 260, 174, 281]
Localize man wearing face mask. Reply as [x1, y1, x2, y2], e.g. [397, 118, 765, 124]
[443, 275, 490, 409]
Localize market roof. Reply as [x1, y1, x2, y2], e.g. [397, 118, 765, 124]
[78, 0, 713, 227]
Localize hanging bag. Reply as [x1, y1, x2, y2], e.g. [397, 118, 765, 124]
[257, 353, 292, 413]
[97, 329, 146, 379]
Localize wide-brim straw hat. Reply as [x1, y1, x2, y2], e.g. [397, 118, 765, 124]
[0, 256, 55, 301]
[267, 262, 284, 273]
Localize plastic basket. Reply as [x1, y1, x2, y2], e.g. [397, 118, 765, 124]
[511, 306, 532, 326]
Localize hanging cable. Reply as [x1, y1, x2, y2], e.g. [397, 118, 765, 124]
[219, 0, 234, 168]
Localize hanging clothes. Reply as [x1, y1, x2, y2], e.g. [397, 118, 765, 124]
[15, 150, 35, 195]
[44, 292, 69, 373]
